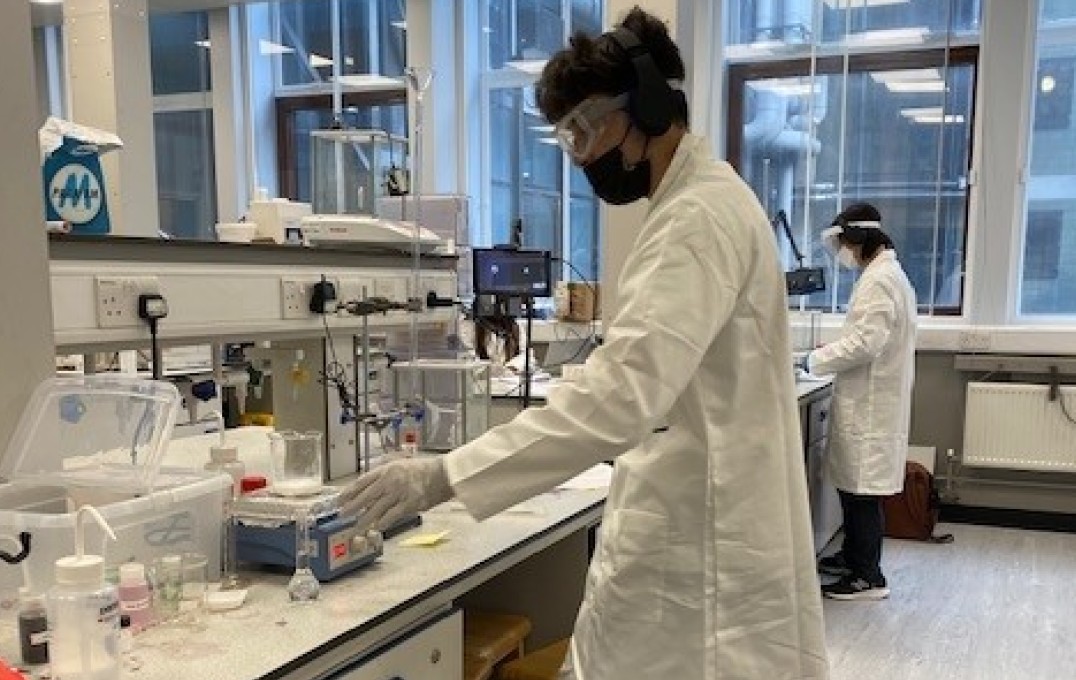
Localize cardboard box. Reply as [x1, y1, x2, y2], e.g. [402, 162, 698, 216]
[555, 281, 601, 322]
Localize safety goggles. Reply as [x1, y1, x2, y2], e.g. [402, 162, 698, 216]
[553, 94, 630, 162]
[821, 220, 881, 254]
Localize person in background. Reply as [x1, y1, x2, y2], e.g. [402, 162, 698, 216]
[807, 202, 918, 601]
[340, 7, 829, 678]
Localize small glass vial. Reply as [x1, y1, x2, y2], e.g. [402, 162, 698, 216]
[18, 587, 49, 666]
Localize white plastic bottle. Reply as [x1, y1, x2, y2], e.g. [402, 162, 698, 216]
[204, 411, 245, 498]
[47, 506, 120, 680]
[205, 446, 245, 497]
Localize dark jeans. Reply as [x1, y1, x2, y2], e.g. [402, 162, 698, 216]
[838, 490, 885, 584]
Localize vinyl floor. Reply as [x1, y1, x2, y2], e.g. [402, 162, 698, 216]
[825, 523, 1076, 680]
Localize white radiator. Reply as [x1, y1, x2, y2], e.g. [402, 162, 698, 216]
[964, 382, 1076, 471]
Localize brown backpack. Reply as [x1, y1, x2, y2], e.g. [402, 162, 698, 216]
[883, 461, 954, 543]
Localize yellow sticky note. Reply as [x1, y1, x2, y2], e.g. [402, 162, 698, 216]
[399, 530, 451, 547]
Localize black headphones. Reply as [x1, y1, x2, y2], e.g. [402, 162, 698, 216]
[607, 27, 677, 137]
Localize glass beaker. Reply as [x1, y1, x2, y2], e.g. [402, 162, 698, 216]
[151, 554, 183, 623]
[268, 431, 324, 496]
[179, 552, 208, 624]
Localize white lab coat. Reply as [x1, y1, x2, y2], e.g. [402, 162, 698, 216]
[443, 135, 828, 680]
[808, 251, 917, 495]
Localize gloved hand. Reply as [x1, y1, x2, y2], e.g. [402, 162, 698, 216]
[338, 456, 454, 532]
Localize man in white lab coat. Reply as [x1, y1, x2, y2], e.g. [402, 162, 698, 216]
[341, 8, 828, 679]
[807, 203, 918, 601]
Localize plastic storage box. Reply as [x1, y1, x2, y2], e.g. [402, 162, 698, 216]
[391, 360, 491, 451]
[0, 375, 229, 596]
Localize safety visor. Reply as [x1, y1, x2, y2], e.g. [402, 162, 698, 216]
[821, 220, 881, 254]
[553, 93, 630, 162]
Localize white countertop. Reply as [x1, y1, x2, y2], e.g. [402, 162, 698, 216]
[0, 484, 606, 680]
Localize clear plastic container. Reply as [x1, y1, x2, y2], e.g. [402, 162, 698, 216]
[0, 375, 181, 491]
[0, 376, 227, 596]
[268, 432, 323, 497]
[390, 361, 491, 451]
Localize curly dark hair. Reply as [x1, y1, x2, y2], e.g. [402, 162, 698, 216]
[536, 6, 688, 125]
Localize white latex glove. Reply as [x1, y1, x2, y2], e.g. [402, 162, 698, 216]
[338, 456, 453, 532]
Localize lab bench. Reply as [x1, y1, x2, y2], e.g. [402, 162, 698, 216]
[19, 487, 603, 680]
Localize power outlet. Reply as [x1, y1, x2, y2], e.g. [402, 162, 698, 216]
[958, 331, 993, 352]
[281, 276, 339, 319]
[95, 276, 162, 328]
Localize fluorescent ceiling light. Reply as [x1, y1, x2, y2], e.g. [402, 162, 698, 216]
[309, 53, 333, 68]
[824, 0, 911, 6]
[506, 59, 549, 75]
[333, 74, 406, 89]
[749, 79, 818, 96]
[1041, 75, 1057, 93]
[259, 39, 296, 56]
[844, 27, 928, 46]
[537, 137, 560, 146]
[884, 80, 946, 93]
[195, 40, 211, 49]
[912, 114, 965, 124]
[899, 106, 943, 118]
[871, 69, 941, 83]
[391, 20, 407, 30]
[530, 124, 555, 133]
[30, 0, 64, 4]
[345, 56, 355, 67]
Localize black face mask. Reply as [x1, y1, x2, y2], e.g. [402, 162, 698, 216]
[583, 130, 651, 205]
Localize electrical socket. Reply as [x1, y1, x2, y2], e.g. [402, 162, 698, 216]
[95, 276, 162, 328]
[281, 276, 339, 319]
[958, 331, 993, 352]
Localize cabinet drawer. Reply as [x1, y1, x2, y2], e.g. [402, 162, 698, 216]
[329, 610, 463, 680]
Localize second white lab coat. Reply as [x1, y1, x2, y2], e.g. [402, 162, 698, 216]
[809, 251, 917, 495]
[443, 135, 828, 680]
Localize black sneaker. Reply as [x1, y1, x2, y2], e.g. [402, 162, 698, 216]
[818, 552, 852, 577]
[822, 576, 890, 601]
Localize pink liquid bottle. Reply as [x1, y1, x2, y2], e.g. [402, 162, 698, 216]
[117, 563, 152, 632]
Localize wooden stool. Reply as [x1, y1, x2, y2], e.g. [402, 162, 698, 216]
[497, 639, 570, 680]
[462, 611, 533, 680]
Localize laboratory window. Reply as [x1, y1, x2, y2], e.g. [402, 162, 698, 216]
[725, 0, 980, 315]
[270, 0, 408, 203]
[149, 11, 216, 240]
[1019, 0, 1076, 316]
[479, 0, 603, 286]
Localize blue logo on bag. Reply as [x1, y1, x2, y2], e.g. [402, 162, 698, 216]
[49, 165, 103, 225]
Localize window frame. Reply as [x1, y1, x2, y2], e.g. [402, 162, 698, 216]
[476, 0, 603, 289]
[726, 45, 980, 316]
[275, 89, 407, 201]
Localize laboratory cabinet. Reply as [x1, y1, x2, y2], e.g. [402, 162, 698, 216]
[329, 610, 463, 680]
[800, 389, 842, 554]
